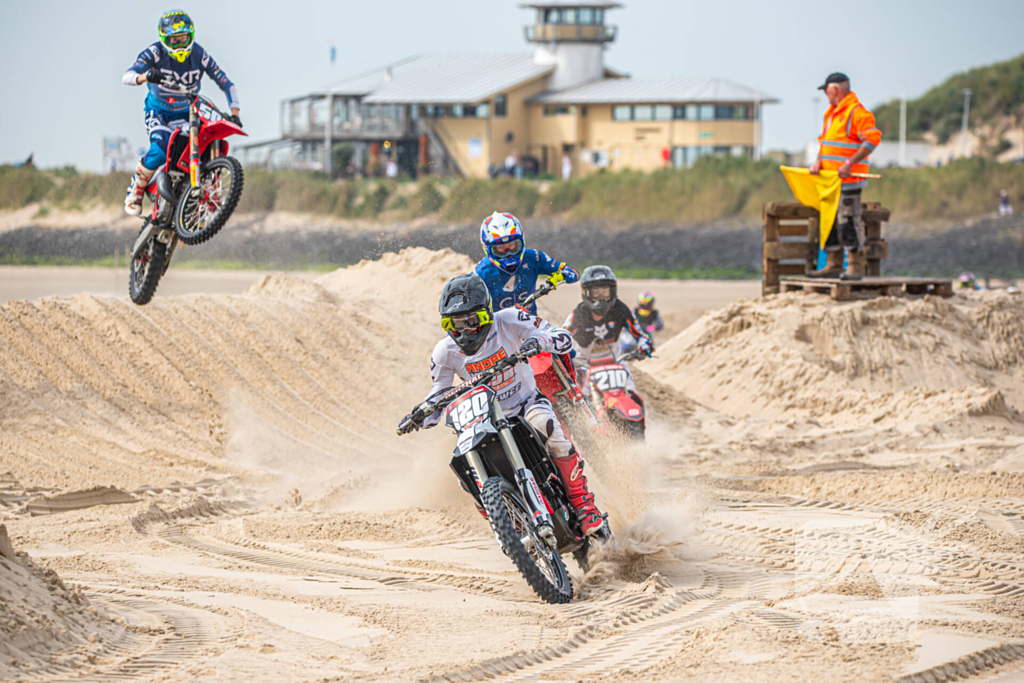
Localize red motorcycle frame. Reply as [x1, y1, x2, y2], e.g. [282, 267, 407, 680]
[584, 352, 646, 440]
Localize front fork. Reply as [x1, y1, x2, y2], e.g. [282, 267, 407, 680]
[188, 104, 200, 189]
[467, 403, 556, 546]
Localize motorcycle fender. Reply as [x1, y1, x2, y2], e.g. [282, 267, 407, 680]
[131, 222, 160, 261]
[196, 120, 248, 157]
[457, 422, 496, 455]
[610, 393, 644, 422]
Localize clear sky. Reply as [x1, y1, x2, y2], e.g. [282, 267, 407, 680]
[3, 0, 1022, 170]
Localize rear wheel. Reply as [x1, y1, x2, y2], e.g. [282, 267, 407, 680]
[128, 223, 167, 306]
[627, 420, 645, 441]
[173, 156, 244, 245]
[481, 477, 573, 604]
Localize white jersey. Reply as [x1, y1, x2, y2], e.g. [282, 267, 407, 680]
[424, 308, 573, 427]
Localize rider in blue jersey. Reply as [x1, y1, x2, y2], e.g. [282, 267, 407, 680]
[121, 10, 241, 216]
[474, 212, 579, 314]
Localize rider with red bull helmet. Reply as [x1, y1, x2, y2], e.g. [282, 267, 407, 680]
[121, 10, 241, 216]
[474, 212, 578, 314]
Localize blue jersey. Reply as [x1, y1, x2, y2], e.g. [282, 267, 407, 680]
[475, 249, 579, 314]
[123, 42, 239, 115]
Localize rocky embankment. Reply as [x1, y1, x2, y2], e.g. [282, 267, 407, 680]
[2, 211, 1023, 277]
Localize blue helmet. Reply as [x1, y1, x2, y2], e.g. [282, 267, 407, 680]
[480, 212, 525, 274]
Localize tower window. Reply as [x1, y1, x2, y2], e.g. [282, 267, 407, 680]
[545, 8, 559, 23]
[595, 9, 604, 24]
[562, 8, 577, 23]
[494, 94, 507, 118]
[578, 8, 594, 24]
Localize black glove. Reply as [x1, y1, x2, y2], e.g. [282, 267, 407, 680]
[145, 67, 163, 84]
[397, 412, 423, 435]
[226, 114, 243, 128]
[519, 338, 541, 357]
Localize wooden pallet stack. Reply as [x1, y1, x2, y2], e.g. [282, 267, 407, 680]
[761, 202, 952, 301]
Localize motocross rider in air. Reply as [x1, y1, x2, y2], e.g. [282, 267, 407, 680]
[474, 212, 578, 313]
[402, 273, 609, 538]
[565, 266, 653, 398]
[121, 9, 241, 216]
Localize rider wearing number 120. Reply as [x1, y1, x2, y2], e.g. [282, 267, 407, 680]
[121, 10, 242, 217]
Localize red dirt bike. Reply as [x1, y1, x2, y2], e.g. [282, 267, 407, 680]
[584, 350, 648, 441]
[519, 283, 604, 445]
[128, 80, 247, 305]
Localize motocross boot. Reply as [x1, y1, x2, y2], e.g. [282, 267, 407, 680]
[124, 161, 155, 217]
[552, 447, 606, 537]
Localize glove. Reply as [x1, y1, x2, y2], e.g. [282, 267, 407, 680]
[227, 114, 243, 128]
[546, 271, 566, 287]
[397, 411, 423, 435]
[637, 336, 653, 358]
[519, 338, 541, 357]
[145, 67, 163, 84]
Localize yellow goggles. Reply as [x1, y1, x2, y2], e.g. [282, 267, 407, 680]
[441, 309, 493, 334]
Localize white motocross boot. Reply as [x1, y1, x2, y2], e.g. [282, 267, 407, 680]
[124, 161, 156, 216]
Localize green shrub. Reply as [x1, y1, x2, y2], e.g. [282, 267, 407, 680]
[0, 165, 55, 209]
[537, 180, 583, 215]
[441, 178, 539, 222]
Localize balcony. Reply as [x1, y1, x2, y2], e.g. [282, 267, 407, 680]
[524, 23, 616, 42]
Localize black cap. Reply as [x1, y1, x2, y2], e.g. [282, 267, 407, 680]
[817, 72, 849, 90]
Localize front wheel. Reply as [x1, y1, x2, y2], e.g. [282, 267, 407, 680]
[481, 477, 573, 604]
[173, 156, 244, 245]
[129, 224, 167, 305]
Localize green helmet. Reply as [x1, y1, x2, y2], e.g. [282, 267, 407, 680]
[158, 10, 195, 63]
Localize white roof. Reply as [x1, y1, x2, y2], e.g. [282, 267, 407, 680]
[530, 77, 779, 104]
[323, 53, 554, 104]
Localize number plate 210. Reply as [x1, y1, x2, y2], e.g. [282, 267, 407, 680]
[591, 367, 629, 391]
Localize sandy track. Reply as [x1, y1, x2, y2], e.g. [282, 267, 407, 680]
[3, 249, 1024, 682]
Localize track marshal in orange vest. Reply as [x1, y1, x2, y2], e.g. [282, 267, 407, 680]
[808, 73, 882, 281]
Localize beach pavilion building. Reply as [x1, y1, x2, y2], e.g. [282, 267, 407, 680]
[241, 1, 777, 177]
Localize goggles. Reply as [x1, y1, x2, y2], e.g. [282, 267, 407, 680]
[585, 286, 613, 302]
[166, 33, 191, 47]
[490, 239, 522, 259]
[441, 309, 493, 334]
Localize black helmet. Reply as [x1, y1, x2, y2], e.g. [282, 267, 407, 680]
[439, 273, 494, 355]
[580, 265, 617, 315]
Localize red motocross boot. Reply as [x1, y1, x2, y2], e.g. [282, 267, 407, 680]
[551, 448, 606, 537]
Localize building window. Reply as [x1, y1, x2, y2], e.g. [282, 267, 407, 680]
[716, 106, 751, 120]
[673, 145, 745, 168]
[543, 105, 575, 116]
[494, 94, 507, 117]
[476, 103, 489, 118]
[545, 8, 559, 23]
[451, 104, 465, 118]
[654, 105, 672, 121]
[672, 106, 686, 120]
[698, 104, 715, 121]
[595, 8, 604, 23]
[633, 105, 653, 121]
[562, 8, 576, 23]
[578, 8, 594, 23]
[581, 106, 587, 117]
[612, 105, 632, 121]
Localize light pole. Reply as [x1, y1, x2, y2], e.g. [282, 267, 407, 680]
[960, 88, 973, 159]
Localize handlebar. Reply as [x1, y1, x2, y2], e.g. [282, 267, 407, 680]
[520, 281, 557, 308]
[397, 348, 537, 435]
[157, 79, 229, 120]
[618, 349, 657, 363]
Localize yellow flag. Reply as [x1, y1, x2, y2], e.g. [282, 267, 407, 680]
[780, 166, 842, 245]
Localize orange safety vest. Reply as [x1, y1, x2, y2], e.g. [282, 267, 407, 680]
[818, 92, 882, 190]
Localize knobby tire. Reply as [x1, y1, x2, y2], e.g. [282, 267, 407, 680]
[481, 477, 573, 604]
[174, 156, 244, 245]
[128, 224, 167, 306]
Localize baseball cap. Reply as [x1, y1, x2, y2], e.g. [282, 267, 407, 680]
[817, 72, 850, 90]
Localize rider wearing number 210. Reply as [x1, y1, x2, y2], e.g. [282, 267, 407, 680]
[475, 212, 579, 314]
[121, 10, 242, 217]
[403, 273, 608, 537]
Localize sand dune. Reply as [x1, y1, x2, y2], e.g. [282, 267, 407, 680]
[2, 250, 1024, 682]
